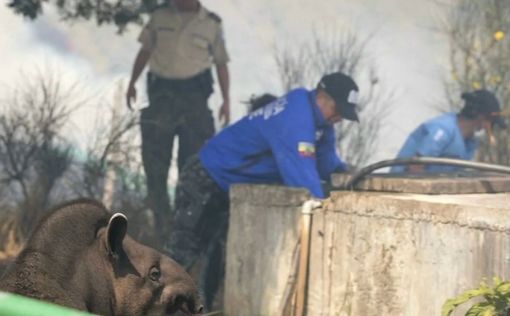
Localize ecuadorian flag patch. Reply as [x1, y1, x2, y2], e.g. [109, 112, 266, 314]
[298, 142, 315, 158]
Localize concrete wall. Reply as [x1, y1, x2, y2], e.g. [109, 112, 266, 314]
[224, 184, 510, 316]
[224, 185, 311, 315]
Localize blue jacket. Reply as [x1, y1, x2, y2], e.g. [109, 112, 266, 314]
[391, 113, 479, 173]
[200, 88, 347, 198]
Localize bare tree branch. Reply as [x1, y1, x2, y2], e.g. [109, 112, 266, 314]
[438, 0, 510, 165]
[274, 28, 394, 167]
[0, 69, 86, 237]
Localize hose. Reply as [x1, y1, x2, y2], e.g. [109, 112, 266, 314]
[340, 157, 510, 190]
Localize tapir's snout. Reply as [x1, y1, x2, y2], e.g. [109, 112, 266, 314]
[164, 293, 203, 315]
[157, 254, 203, 316]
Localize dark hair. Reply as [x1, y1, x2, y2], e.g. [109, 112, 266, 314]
[247, 93, 278, 112]
[459, 92, 481, 119]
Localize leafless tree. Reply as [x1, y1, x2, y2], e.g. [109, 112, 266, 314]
[0, 69, 153, 253]
[68, 97, 139, 201]
[0, 70, 85, 237]
[64, 80, 152, 243]
[275, 29, 394, 167]
[438, 0, 510, 164]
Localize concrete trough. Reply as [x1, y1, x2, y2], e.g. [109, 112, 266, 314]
[224, 179, 510, 316]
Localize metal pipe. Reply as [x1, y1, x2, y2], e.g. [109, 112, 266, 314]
[279, 238, 301, 316]
[341, 157, 510, 190]
[295, 200, 322, 316]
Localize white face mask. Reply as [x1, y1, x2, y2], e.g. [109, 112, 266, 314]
[474, 129, 486, 139]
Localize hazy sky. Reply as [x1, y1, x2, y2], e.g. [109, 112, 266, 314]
[0, 0, 454, 164]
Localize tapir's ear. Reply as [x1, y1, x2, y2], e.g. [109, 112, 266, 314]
[106, 213, 128, 259]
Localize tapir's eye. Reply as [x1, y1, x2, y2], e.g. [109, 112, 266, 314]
[149, 266, 161, 282]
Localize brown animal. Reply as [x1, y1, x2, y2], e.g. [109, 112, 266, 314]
[0, 199, 202, 315]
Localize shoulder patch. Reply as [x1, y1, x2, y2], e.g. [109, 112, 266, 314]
[433, 129, 446, 142]
[298, 142, 316, 158]
[208, 12, 222, 23]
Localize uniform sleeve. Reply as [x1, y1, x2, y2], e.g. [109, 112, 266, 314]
[256, 96, 324, 198]
[316, 127, 347, 180]
[416, 124, 452, 157]
[138, 15, 156, 52]
[211, 23, 230, 64]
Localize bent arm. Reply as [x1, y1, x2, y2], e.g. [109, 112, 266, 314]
[316, 127, 348, 179]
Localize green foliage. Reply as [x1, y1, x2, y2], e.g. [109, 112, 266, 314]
[442, 277, 510, 316]
[7, 0, 163, 32]
[441, 0, 510, 165]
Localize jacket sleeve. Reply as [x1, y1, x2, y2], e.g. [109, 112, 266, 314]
[256, 95, 325, 198]
[316, 126, 347, 180]
[416, 124, 452, 157]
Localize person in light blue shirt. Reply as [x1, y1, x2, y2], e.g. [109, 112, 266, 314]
[391, 89, 505, 173]
[166, 72, 360, 310]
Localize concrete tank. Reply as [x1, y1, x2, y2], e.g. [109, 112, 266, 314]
[224, 179, 510, 316]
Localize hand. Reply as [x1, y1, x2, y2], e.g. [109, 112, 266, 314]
[126, 84, 137, 111]
[219, 100, 230, 128]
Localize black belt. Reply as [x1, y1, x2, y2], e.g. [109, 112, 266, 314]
[148, 69, 211, 89]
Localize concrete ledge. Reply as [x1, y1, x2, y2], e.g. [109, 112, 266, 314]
[332, 173, 510, 194]
[326, 191, 510, 232]
[230, 184, 310, 207]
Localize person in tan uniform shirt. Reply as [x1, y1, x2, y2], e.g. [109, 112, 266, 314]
[125, 0, 230, 243]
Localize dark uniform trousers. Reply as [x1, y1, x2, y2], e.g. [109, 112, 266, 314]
[166, 155, 229, 311]
[140, 71, 215, 235]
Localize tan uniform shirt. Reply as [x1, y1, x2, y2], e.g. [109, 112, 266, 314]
[138, 4, 230, 79]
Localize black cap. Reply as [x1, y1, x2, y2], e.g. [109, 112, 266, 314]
[461, 89, 506, 128]
[319, 72, 360, 122]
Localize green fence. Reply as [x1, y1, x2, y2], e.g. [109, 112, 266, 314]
[0, 291, 94, 316]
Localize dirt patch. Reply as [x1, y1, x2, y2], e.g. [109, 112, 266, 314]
[0, 258, 13, 276]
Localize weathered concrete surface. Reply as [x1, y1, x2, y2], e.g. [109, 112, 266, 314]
[224, 185, 311, 316]
[225, 184, 510, 316]
[309, 191, 510, 316]
[332, 173, 510, 194]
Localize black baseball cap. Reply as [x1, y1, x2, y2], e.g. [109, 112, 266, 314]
[318, 72, 360, 122]
[461, 89, 506, 128]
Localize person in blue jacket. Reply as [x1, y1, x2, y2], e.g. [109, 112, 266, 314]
[166, 71, 359, 309]
[391, 89, 506, 173]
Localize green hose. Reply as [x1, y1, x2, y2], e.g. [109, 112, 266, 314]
[0, 291, 94, 316]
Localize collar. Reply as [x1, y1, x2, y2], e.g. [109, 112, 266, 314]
[168, 1, 206, 19]
[308, 90, 328, 128]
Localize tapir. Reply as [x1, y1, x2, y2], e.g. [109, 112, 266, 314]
[0, 198, 202, 315]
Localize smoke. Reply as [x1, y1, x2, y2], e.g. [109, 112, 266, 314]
[1, 0, 453, 161]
